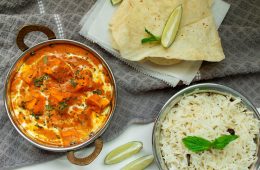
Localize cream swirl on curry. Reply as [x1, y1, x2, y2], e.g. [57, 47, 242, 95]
[10, 44, 113, 147]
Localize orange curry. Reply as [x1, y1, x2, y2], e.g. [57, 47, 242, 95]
[10, 44, 113, 147]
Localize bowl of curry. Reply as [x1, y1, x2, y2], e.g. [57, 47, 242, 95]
[4, 25, 116, 165]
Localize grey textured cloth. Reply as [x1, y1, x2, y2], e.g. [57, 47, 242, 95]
[0, 0, 259, 169]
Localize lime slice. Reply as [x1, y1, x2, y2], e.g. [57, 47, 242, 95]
[161, 5, 182, 48]
[121, 155, 154, 170]
[105, 141, 143, 165]
[111, 0, 122, 6]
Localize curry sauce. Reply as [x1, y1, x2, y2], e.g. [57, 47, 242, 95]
[10, 44, 113, 147]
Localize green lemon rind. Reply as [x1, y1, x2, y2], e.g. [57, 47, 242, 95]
[121, 155, 154, 170]
[111, 0, 123, 6]
[161, 5, 183, 48]
[104, 141, 143, 165]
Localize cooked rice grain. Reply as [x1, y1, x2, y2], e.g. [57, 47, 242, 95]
[160, 92, 260, 170]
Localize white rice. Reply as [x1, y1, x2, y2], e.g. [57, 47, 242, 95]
[160, 92, 260, 170]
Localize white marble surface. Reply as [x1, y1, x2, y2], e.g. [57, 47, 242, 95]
[17, 123, 157, 170]
[17, 108, 260, 170]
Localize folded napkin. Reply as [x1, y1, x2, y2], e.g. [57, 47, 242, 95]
[79, 0, 230, 86]
[0, 0, 259, 169]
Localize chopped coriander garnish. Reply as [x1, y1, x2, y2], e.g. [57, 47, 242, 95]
[31, 113, 40, 120]
[141, 28, 161, 44]
[59, 101, 68, 110]
[70, 78, 77, 88]
[33, 74, 49, 87]
[45, 105, 53, 111]
[75, 70, 80, 76]
[35, 123, 43, 129]
[47, 112, 53, 118]
[43, 56, 48, 64]
[93, 89, 102, 95]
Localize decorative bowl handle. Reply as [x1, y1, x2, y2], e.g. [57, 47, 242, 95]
[16, 25, 56, 51]
[67, 138, 103, 166]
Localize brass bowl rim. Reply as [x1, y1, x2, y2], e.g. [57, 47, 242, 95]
[152, 83, 260, 170]
[4, 39, 117, 152]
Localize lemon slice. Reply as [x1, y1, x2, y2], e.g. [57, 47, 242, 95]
[111, 0, 122, 6]
[121, 155, 154, 170]
[161, 5, 182, 48]
[105, 141, 143, 165]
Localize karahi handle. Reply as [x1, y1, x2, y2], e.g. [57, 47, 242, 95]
[16, 25, 56, 51]
[67, 138, 103, 166]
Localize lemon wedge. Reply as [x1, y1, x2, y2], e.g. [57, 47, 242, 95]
[111, 0, 122, 6]
[105, 141, 143, 165]
[161, 5, 182, 48]
[121, 155, 154, 170]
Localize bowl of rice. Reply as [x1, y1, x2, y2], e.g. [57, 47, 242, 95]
[152, 83, 260, 170]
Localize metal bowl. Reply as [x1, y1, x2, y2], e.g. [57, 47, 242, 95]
[3, 25, 117, 165]
[152, 83, 260, 170]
